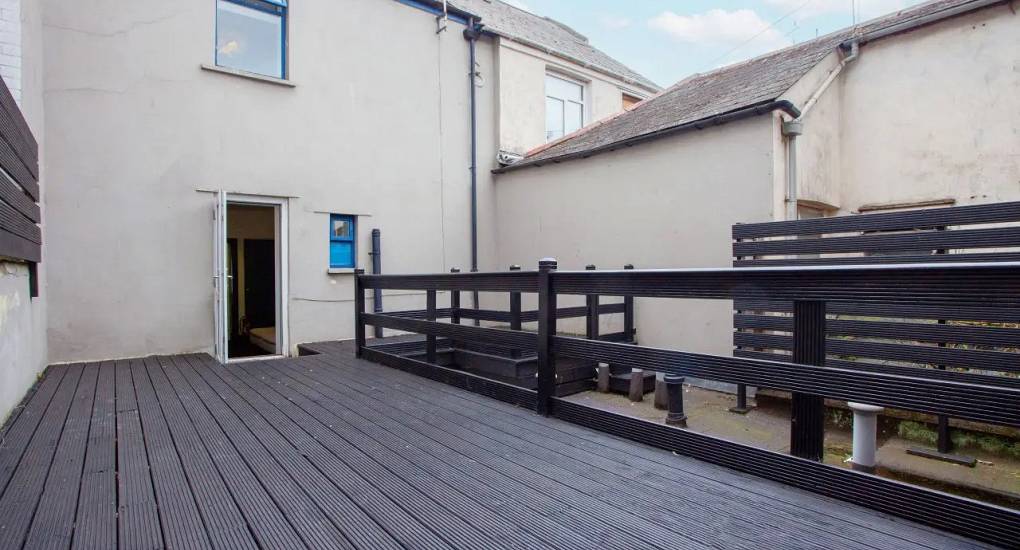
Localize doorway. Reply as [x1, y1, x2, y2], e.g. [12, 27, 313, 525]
[214, 193, 289, 362]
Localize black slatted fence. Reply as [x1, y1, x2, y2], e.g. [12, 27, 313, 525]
[0, 75, 40, 295]
[733, 201, 1020, 456]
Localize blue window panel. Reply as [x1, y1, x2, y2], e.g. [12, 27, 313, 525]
[216, 0, 286, 79]
[329, 214, 356, 268]
[330, 241, 354, 268]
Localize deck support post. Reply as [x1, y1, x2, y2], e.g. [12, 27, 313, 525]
[509, 265, 522, 358]
[354, 268, 366, 357]
[629, 370, 645, 402]
[537, 258, 558, 416]
[730, 384, 752, 414]
[426, 289, 437, 364]
[790, 300, 826, 461]
[849, 402, 884, 473]
[665, 375, 687, 427]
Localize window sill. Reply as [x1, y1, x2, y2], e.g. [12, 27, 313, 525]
[200, 64, 296, 87]
[327, 268, 358, 275]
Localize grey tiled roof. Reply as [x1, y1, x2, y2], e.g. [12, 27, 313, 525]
[506, 0, 989, 171]
[449, 0, 660, 93]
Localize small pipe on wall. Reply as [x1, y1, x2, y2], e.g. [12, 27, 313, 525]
[784, 42, 858, 220]
[463, 18, 484, 322]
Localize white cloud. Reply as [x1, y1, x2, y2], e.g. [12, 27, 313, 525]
[648, 8, 792, 60]
[598, 14, 633, 30]
[766, 0, 915, 21]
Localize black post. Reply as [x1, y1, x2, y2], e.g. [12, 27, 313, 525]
[730, 384, 751, 415]
[665, 375, 687, 427]
[623, 264, 634, 341]
[934, 235, 953, 454]
[426, 289, 437, 364]
[537, 258, 558, 416]
[370, 228, 383, 338]
[354, 268, 366, 357]
[585, 264, 599, 340]
[790, 300, 826, 461]
[449, 268, 461, 325]
[449, 268, 462, 351]
[585, 265, 608, 392]
[509, 265, 522, 358]
[621, 263, 644, 402]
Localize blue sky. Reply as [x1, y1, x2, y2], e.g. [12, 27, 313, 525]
[503, 0, 927, 88]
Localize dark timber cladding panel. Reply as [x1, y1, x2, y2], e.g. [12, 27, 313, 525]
[0, 74, 40, 265]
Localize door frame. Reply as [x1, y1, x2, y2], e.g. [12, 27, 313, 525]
[222, 193, 290, 360]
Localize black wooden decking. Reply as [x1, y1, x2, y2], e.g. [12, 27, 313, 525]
[0, 345, 996, 549]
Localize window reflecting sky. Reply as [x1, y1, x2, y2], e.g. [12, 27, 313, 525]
[216, 0, 283, 78]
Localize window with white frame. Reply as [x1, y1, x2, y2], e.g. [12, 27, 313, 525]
[545, 73, 585, 142]
[216, 0, 287, 79]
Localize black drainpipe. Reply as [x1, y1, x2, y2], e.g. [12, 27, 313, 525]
[370, 228, 383, 337]
[463, 19, 483, 321]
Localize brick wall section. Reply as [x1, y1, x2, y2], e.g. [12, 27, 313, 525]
[0, 0, 20, 105]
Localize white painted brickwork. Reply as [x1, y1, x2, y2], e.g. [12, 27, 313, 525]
[0, 0, 20, 104]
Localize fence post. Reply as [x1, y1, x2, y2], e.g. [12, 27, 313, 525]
[790, 300, 826, 461]
[426, 289, 437, 364]
[509, 265, 522, 358]
[537, 258, 558, 416]
[449, 268, 461, 324]
[623, 264, 634, 340]
[583, 264, 607, 391]
[354, 268, 366, 357]
[625, 263, 643, 402]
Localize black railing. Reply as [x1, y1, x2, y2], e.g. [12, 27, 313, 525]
[355, 260, 1020, 547]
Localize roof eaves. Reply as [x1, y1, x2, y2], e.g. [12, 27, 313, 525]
[838, 0, 1010, 48]
[495, 100, 800, 174]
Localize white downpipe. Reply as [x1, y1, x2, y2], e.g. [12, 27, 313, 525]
[784, 42, 859, 220]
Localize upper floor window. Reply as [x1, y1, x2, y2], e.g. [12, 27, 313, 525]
[622, 92, 642, 111]
[216, 0, 287, 79]
[545, 73, 584, 142]
[329, 214, 357, 269]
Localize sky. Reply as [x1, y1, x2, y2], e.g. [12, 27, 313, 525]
[501, 0, 929, 88]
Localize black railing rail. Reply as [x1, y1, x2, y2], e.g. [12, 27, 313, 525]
[355, 261, 1020, 547]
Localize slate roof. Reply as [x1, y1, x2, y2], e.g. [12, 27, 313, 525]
[502, 0, 997, 171]
[449, 0, 661, 93]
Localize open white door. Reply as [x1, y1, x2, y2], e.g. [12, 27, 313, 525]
[213, 190, 229, 363]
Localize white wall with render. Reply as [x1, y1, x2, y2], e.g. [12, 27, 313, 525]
[41, 0, 498, 362]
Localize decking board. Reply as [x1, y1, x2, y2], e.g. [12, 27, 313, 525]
[309, 352, 966, 550]
[0, 347, 997, 550]
[0, 364, 83, 550]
